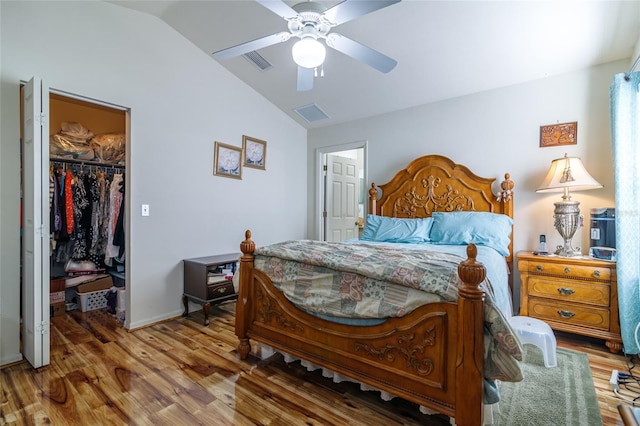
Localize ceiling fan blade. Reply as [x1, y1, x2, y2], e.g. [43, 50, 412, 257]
[326, 33, 397, 73]
[322, 0, 401, 26]
[256, 0, 299, 20]
[212, 32, 290, 61]
[297, 66, 314, 92]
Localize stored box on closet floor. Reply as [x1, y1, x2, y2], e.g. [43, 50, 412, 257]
[50, 291, 65, 304]
[50, 302, 65, 317]
[76, 275, 114, 312]
[50, 277, 65, 293]
[76, 275, 113, 293]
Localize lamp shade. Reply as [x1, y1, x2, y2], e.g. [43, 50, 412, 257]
[292, 38, 326, 69]
[536, 154, 602, 193]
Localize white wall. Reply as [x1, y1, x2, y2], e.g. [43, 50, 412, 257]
[0, 1, 307, 365]
[308, 60, 623, 308]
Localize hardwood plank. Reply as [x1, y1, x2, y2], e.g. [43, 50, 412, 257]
[64, 366, 133, 423]
[49, 341, 95, 375]
[194, 398, 258, 426]
[0, 306, 633, 425]
[148, 402, 211, 425]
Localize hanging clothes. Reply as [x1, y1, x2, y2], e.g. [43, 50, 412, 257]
[113, 175, 125, 260]
[97, 172, 111, 260]
[105, 173, 124, 266]
[64, 169, 74, 235]
[51, 168, 69, 242]
[70, 173, 91, 260]
[49, 161, 124, 270]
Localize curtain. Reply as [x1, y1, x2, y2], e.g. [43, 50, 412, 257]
[610, 71, 640, 354]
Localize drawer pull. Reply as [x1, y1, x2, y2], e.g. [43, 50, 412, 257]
[558, 310, 575, 318]
[218, 288, 226, 293]
[564, 267, 570, 274]
[557, 287, 575, 296]
[536, 265, 543, 271]
[593, 270, 600, 278]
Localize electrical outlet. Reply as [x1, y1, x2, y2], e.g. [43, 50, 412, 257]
[141, 204, 150, 217]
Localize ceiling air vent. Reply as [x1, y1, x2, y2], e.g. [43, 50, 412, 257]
[293, 103, 329, 123]
[242, 51, 272, 71]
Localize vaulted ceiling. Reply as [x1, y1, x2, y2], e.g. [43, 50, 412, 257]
[108, 1, 640, 129]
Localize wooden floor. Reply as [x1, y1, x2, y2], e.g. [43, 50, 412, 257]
[0, 303, 635, 425]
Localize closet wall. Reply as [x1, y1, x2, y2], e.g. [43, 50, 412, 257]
[50, 94, 124, 135]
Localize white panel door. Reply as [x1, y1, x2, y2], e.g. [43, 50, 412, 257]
[22, 76, 50, 368]
[326, 154, 359, 242]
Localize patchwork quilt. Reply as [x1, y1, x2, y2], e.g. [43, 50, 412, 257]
[254, 239, 523, 383]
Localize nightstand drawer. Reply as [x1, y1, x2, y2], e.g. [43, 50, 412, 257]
[207, 280, 234, 299]
[528, 299, 610, 330]
[528, 277, 610, 306]
[526, 262, 611, 281]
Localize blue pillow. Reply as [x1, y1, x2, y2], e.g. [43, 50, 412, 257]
[429, 212, 513, 256]
[360, 215, 433, 243]
[360, 214, 382, 240]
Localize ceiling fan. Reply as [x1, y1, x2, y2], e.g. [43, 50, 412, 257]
[212, 0, 401, 91]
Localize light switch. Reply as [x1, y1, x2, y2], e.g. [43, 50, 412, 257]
[141, 204, 150, 217]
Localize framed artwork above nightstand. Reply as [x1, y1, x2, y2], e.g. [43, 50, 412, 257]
[517, 251, 621, 353]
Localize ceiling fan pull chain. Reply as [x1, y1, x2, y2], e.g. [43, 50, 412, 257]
[313, 64, 325, 78]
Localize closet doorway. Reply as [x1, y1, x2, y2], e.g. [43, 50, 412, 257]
[21, 77, 129, 368]
[316, 141, 367, 242]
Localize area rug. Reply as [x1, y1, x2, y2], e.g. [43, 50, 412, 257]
[494, 346, 603, 426]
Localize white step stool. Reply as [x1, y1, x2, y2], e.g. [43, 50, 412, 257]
[508, 316, 557, 368]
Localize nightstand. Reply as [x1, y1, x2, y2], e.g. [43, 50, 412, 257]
[517, 251, 621, 353]
[183, 253, 240, 326]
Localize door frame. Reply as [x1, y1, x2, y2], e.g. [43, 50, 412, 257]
[20, 78, 131, 367]
[315, 140, 368, 241]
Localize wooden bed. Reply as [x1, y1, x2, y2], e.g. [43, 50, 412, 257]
[235, 155, 515, 426]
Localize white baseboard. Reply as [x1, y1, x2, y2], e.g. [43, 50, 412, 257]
[1, 353, 23, 367]
[126, 309, 184, 330]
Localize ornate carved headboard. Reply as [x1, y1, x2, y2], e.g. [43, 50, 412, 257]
[368, 154, 515, 262]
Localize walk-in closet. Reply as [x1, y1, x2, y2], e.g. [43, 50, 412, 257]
[47, 94, 127, 316]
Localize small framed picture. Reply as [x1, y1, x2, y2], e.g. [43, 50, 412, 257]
[213, 141, 242, 179]
[540, 121, 577, 147]
[242, 135, 267, 170]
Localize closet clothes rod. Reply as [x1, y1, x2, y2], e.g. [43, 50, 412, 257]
[50, 157, 125, 170]
[624, 54, 640, 81]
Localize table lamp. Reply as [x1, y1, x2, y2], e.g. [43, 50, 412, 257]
[536, 153, 602, 256]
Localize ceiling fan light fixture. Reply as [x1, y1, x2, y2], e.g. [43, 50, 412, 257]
[292, 38, 326, 68]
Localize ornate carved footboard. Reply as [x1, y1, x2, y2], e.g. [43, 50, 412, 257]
[236, 230, 487, 425]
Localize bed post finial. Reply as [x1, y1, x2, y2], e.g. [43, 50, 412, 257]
[497, 173, 514, 203]
[241, 230, 255, 255]
[369, 183, 378, 215]
[458, 244, 485, 299]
